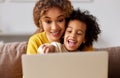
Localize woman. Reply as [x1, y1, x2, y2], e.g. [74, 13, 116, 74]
[27, 0, 93, 54]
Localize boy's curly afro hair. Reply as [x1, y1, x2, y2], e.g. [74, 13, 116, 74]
[66, 9, 101, 50]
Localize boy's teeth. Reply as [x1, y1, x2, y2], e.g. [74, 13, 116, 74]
[68, 40, 76, 46]
[68, 40, 75, 42]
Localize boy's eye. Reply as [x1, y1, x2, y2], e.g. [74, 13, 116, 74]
[77, 31, 83, 35]
[66, 28, 72, 33]
[67, 30, 72, 33]
[66, 29, 72, 33]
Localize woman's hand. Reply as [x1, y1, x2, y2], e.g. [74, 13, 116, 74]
[38, 44, 55, 54]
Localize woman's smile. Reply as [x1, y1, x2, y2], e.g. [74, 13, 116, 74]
[50, 30, 61, 37]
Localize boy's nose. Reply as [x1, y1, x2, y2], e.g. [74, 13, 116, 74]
[70, 32, 76, 38]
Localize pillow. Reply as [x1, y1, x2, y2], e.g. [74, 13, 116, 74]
[94, 46, 120, 78]
[0, 42, 27, 78]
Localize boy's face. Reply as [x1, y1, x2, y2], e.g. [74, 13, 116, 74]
[64, 20, 86, 51]
[41, 7, 66, 42]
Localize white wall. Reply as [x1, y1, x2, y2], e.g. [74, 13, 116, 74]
[0, 0, 120, 48]
[72, 0, 120, 48]
[0, 2, 36, 33]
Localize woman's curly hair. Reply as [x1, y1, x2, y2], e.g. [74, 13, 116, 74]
[65, 9, 101, 50]
[33, 0, 73, 32]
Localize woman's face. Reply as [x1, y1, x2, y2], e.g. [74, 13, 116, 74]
[64, 20, 86, 51]
[41, 7, 65, 42]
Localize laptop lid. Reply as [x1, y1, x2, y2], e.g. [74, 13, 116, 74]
[22, 51, 108, 78]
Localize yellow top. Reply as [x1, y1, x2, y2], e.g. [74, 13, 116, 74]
[82, 46, 94, 51]
[27, 31, 93, 54]
[27, 32, 49, 54]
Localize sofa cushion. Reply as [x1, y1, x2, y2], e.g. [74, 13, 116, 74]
[0, 42, 27, 78]
[94, 46, 120, 78]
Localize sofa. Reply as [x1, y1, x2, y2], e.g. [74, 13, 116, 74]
[0, 41, 120, 78]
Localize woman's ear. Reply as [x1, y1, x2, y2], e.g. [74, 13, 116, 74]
[39, 20, 44, 32]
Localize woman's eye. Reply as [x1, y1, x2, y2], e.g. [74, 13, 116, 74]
[57, 18, 64, 22]
[46, 20, 52, 24]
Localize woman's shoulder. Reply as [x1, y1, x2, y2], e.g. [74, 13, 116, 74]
[82, 45, 94, 51]
[29, 31, 46, 40]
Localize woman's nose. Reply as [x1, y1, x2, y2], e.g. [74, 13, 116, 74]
[51, 22, 58, 30]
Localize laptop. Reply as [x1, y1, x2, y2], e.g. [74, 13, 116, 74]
[22, 51, 108, 78]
